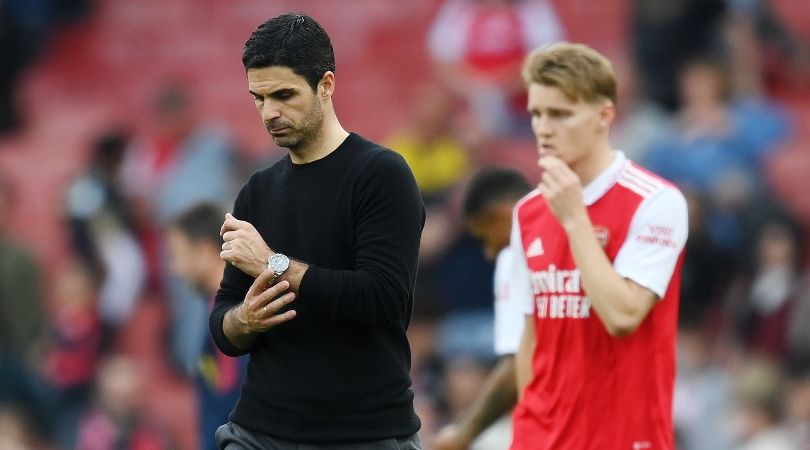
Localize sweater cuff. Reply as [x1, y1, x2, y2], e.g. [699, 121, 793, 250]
[210, 306, 251, 357]
[299, 265, 338, 320]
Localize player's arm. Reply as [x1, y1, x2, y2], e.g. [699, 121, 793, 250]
[516, 314, 535, 397]
[563, 218, 656, 336]
[435, 356, 518, 450]
[539, 156, 688, 337]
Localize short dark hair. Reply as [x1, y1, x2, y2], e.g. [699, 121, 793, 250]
[171, 203, 224, 246]
[242, 13, 335, 91]
[463, 167, 532, 219]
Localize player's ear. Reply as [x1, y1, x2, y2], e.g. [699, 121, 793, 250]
[598, 100, 615, 130]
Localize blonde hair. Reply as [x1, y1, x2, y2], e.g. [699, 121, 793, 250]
[522, 42, 617, 105]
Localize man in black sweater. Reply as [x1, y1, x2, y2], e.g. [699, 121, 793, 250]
[210, 13, 425, 450]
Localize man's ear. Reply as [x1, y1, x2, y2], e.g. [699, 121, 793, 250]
[319, 71, 335, 99]
[599, 100, 616, 130]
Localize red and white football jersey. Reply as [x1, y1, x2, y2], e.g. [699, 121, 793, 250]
[509, 152, 688, 450]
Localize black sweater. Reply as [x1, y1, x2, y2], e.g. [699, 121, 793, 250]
[210, 133, 425, 443]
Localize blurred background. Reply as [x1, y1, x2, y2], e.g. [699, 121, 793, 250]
[0, 0, 809, 449]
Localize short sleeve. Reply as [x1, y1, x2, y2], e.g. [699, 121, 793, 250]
[493, 248, 526, 355]
[508, 209, 535, 315]
[613, 187, 689, 298]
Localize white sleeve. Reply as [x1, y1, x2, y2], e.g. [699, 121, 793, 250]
[427, 0, 470, 63]
[493, 248, 526, 355]
[613, 187, 689, 298]
[508, 210, 535, 315]
[518, 0, 566, 48]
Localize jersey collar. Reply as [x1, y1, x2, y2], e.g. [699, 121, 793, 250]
[582, 151, 627, 206]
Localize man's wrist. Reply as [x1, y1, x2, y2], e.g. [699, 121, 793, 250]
[561, 213, 591, 235]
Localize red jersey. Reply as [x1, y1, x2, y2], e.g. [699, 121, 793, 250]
[509, 152, 688, 450]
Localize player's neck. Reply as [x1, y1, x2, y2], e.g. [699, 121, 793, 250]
[289, 113, 349, 164]
[571, 144, 615, 187]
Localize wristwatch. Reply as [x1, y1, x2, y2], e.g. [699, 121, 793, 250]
[267, 253, 290, 283]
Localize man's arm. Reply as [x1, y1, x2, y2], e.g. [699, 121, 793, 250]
[434, 356, 518, 450]
[539, 156, 686, 336]
[562, 215, 657, 336]
[516, 315, 536, 397]
[220, 151, 425, 328]
[216, 271, 297, 353]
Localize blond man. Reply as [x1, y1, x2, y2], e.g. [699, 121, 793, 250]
[508, 43, 688, 449]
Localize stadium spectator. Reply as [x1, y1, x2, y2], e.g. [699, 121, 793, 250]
[630, 0, 727, 111]
[211, 13, 425, 449]
[643, 56, 789, 253]
[385, 84, 470, 205]
[41, 261, 103, 449]
[65, 130, 146, 342]
[75, 354, 171, 450]
[732, 358, 797, 450]
[428, 0, 565, 137]
[166, 204, 246, 450]
[122, 84, 239, 375]
[0, 173, 44, 363]
[720, 213, 805, 362]
[510, 43, 688, 449]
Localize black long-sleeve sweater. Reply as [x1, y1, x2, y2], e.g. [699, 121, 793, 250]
[210, 133, 425, 443]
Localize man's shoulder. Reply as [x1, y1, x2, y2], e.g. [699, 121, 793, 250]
[514, 189, 545, 219]
[346, 133, 412, 175]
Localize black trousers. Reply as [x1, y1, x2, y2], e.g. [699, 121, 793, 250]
[215, 422, 422, 450]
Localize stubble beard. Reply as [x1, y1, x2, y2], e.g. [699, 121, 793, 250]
[269, 97, 324, 152]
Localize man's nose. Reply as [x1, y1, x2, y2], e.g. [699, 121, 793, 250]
[260, 101, 281, 122]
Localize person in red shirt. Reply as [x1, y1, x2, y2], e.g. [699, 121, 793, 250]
[508, 43, 688, 450]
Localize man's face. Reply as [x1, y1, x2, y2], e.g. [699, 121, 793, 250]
[467, 201, 514, 261]
[167, 228, 207, 291]
[247, 66, 324, 150]
[527, 83, 609, 168]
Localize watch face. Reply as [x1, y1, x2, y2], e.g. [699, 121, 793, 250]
[268, 253, 290, 273]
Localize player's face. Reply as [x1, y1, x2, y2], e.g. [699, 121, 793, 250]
[527, 83, 611, 169]
[467, 201, 514, 261]
[248, 66, 324, 150]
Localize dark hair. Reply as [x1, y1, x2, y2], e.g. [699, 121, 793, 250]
[242, 13, 335, 91]
[463, 167, 532, 219]
[171, 203, 224, 246]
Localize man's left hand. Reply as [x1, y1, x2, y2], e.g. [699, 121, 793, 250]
[220, 213, 272, 278]
[538, 155, 588, 230]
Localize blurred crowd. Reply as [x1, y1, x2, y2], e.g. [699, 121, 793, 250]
[1, 0, 809, 449]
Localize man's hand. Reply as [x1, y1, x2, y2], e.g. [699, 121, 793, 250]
[433, 424, 472, 450]
[228, 270, 297, 340]
[538, 156, 588, 231]
[220, 213, 272, 278]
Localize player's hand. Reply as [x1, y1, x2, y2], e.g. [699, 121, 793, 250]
[234, 270, 296, 334]
[538, 155, 588, 230]
[220, 213, 272, 278]
[433, 424, 471, 450]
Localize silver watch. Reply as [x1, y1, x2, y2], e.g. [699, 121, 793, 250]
[267, 253, 290, 282]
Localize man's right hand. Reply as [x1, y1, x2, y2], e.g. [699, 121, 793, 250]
[433, 424, 472, 450]
[224, 269, 297, 350]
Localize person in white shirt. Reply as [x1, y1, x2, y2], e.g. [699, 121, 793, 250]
[434, 167, 532, 450]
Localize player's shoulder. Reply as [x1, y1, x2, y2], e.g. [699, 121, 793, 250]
[617, 161, 682, 201]
[619, 162, 688, 223]
[514, 188, 544, 214]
